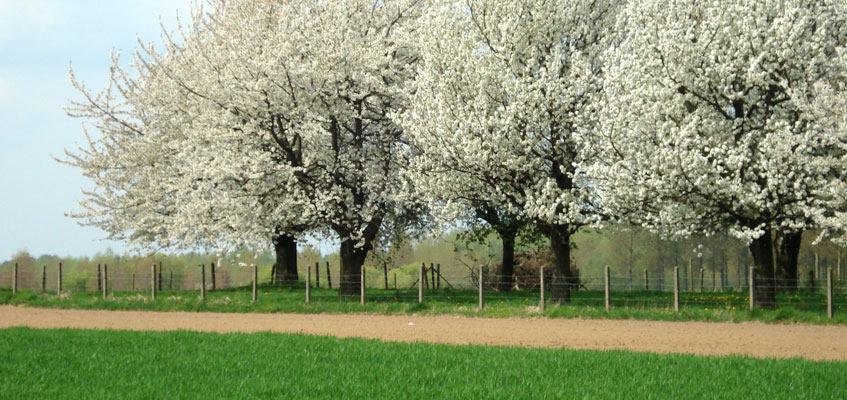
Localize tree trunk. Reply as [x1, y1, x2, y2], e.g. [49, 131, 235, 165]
[338, 239, 369, 297]
[773, 229, 802, 291]
[748, 230, 776, 309]
[273, 234, 299, 285]
[547, 225, 575, 304]
[497, 231, 517, 292]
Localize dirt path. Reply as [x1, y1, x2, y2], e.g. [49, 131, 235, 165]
[1, 305, 845, 361]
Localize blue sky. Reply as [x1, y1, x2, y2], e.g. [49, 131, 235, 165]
[0, 0, 192, 260]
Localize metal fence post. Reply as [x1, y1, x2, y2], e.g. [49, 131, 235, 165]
[749, 266, 756, 310]
[418, 263, 424, 303]
[828, 267, 834, 319]
[57, 262, 62, 295]
[102, 264, 108, 299]
[12, 263, 18, 295]
[200, 264, 206, 301]
[360, 266, 366, 306]
[151, 264, 157, 300]
[478, 266, 484, 310]
[540, 266, 546, 311]
[306, 264, 311, 304]
[605, 265, 611, 311]
[252, 264, 258, 304]
[673, 266, 680, 312]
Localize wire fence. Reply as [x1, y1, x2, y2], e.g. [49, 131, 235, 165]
[1, 262, 844, 317]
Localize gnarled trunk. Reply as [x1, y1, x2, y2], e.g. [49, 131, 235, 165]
[774, 229, 802, 291]
[273, 234, 299, 285]
[547, 225, 576, 304]
[748, 230, 776, 309]
[338, 239, 369, 297]
[497, 230, 517, 292]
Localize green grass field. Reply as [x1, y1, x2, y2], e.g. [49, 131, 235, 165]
[0, 327, 844, 399]
[2, 285, 845, 325]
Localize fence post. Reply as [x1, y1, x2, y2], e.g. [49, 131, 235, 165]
[158, 263, 163, 292]
[430, 262, 436, 290]
[749, 266, 756, 310]
[828, 267, 834, 319]
[97, 264, 102, 293]
[540, 266, 546, 311]
[698, 268, 704, 293]
[102, 264, 108, 299]
[809, 269, 816, 293]
[57, 262, 63, 295]
[437, 263, 441, 289]
[673, 266, 680, 312]
[418, 264, 424, 303]
[688, 258, 693, 292]
[200, 264, 206, 300]
[326, 261, 332, 289]
[643, 269, 649, 291]
[12, 263, 18, 295]
[170, 271, 173, 290]
[394, 272, 397, 290]
[306, 264, 311, 304]
[211, 262, 216, 291]
[41, 265, 46, 291]
[151, 264, 157, 300]
[315, 262, 320, 288]
[360, 266, 366, 306]
[132, 273, 136, 292]
[604, 265, 611, 311]
[252, 264, 258, 304]
[478, 266, 485, 310]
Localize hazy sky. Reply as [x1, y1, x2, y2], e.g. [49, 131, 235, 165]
[0, 0, 192, 260]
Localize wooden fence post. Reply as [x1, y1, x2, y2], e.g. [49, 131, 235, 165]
[97, 264, 102, 293]
[151, 264, 157, 300]
[478, 266, 484, 310]
[698, 268, 704, 293]
[12, 263, 18, 295]
[158, 263, 163, 292]
[604, 265, 611, 311]
[828, 267, 834, 319]
[360, 266, 366, 306]
[200, 264, 206, 301]
[394, 272, 397, 290]
[315, 262, 320, 288]
[252, 264, 258, 304]
[643, 269, 649, 291]
[749, 266, 756, 310]
[809, 269, 816, 293]
[437, 264, 441, 289]
[673, 266, 680, 312]
[132, 273, 136, 292]
[306, 264, 311, 304]
[540, 266, 546, 311]
[326, 261, 332, 289]
[170, 271, 173, 290]
[57, 262, 63, 295]
[41, 265, 46, 292]
[418, 264, 424, 303]
[102, 264, 108, 299]
[211, 262, 216, 291]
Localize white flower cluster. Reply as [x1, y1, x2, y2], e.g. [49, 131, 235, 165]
[64, 0, 847, 269]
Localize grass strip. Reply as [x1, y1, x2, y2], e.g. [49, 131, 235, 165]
[0, 327, 845, 399]
[2, 286, 846, 325]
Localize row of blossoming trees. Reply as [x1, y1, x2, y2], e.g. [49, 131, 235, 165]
[63, 0, 847, 307]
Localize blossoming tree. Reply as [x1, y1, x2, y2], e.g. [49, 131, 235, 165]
[594, 0, 847, 307]
[400, 0, 620, 302]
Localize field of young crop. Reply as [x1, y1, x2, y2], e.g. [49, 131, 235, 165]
[2, 286, 845, 325]
[0, 327, 844, 399]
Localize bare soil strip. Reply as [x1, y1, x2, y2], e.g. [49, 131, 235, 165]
[1, 305, 845, 361]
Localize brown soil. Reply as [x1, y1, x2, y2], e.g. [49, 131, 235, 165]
[1, 305, 845, 361]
